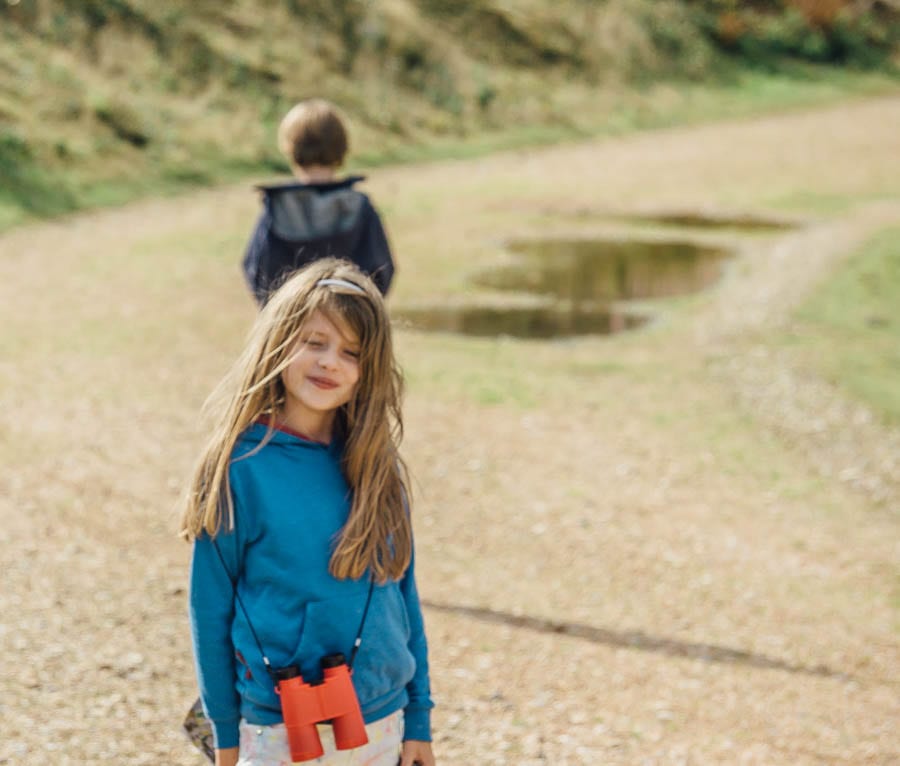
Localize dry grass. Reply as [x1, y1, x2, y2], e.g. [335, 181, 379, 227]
[0, 96, 898, 765]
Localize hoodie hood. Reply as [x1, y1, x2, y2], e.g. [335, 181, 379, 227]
[234, 421, 344, 462]
[257, 177, 367, 242]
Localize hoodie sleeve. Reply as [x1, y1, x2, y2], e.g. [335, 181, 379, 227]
[188, 518, 245, 750]
[398, 544, 434, 741]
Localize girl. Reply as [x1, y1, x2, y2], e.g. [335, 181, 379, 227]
[181, 259, 434, 766]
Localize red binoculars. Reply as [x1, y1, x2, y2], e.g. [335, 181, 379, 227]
[274, 653, 368, 762]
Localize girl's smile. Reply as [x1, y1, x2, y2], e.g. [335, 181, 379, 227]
[280, 309, 360, 440]
[308, 375, 339, 389]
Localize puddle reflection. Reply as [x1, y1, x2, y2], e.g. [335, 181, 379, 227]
[394, 302, 649, 339]
[393, 236, 733, 338]
[477, 238, 731, 302]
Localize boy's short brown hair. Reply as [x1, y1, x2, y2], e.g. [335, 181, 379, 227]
[278, 99, 349, 169]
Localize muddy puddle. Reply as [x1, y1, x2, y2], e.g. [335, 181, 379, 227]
[393, 236, 733, 338]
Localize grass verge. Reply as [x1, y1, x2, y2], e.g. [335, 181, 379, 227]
[788, 226, 900, 425]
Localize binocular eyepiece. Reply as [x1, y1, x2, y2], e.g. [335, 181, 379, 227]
[275, 653, 368, 762]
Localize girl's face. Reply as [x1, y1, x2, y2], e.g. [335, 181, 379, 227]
[280, 309, 361, 433]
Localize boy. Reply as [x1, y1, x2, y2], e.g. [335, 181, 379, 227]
[242, 99, 395, 304]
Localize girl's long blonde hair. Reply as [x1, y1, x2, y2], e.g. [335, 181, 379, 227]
[179, 258, 411, 583]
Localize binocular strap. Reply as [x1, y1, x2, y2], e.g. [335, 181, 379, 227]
[211, 539, 375, 678]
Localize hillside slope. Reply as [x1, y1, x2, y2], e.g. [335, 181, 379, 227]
[1, 0, 897, 228]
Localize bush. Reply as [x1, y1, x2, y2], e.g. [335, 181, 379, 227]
[695, 1, 898, 69]
[0, 131, 75, 216]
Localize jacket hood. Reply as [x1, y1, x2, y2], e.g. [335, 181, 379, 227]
[255, 175, 365, 194]
[256, 178, 368, 242]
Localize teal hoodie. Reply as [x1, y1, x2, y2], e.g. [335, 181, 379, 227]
[189, 423, 433, 750]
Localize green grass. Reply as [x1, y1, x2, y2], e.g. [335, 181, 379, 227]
[789, 227, 900, 425]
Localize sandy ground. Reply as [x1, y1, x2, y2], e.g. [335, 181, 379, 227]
[0, 95, 898, 765]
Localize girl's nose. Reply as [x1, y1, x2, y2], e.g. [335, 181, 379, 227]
[318, 348, 338, 369]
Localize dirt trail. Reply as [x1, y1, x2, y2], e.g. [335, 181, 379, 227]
[0, 96, 898, 765]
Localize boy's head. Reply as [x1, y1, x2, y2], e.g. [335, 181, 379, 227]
[278, 99, 349, 172]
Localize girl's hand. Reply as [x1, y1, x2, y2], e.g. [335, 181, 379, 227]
[214, 747, 239, 766]
[400, 739, 435, 766]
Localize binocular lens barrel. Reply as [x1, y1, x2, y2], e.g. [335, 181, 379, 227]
[274, 665, 301, 681]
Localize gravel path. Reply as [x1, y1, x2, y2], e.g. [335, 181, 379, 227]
[0, 95, 898, 765]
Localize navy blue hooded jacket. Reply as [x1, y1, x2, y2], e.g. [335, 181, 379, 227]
[241, 176, 395, 304]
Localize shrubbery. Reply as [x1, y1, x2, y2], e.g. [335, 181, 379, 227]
[0, 132, 74, 216]
[694, 0, 898, 69]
